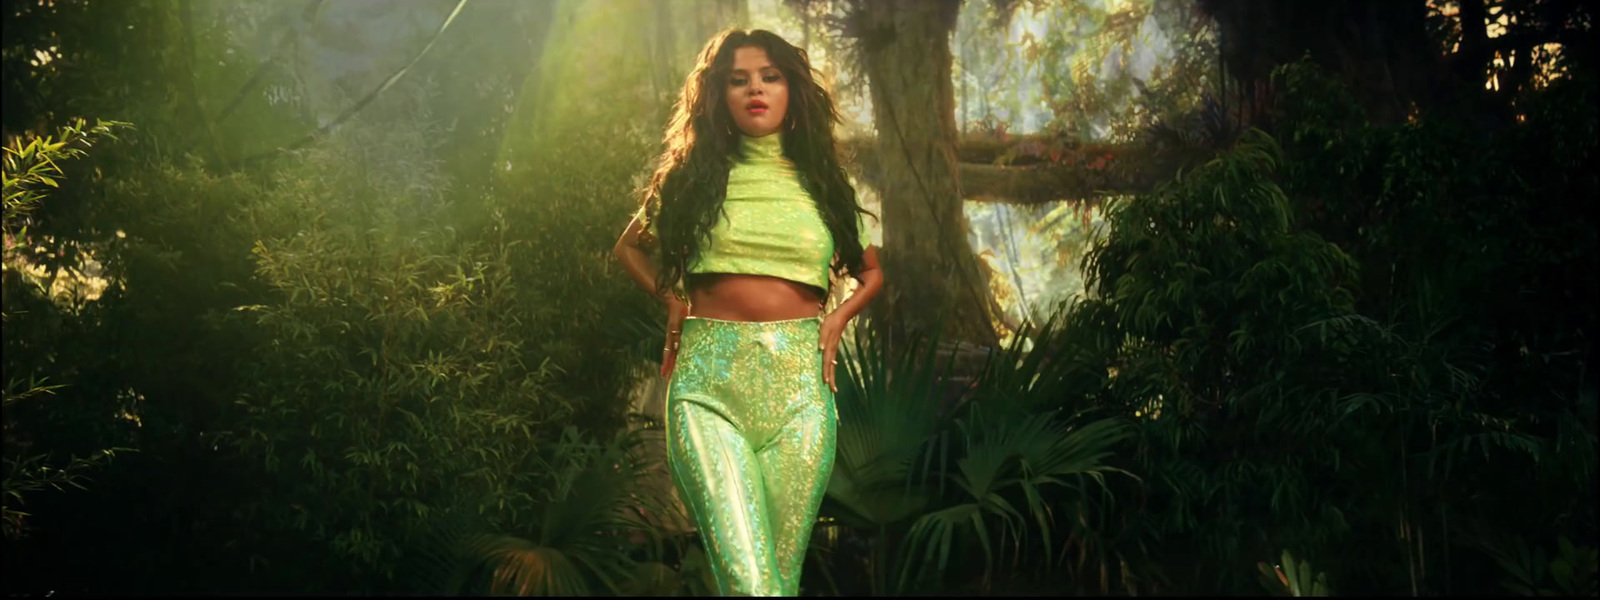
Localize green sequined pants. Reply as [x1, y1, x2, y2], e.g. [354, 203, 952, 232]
[667, 316, 837, 597]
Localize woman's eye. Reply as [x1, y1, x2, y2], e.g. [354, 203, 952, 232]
[731, 77, 748, 86]
[763, 74, 781, 83]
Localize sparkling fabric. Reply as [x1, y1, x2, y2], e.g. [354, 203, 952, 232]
[667, 316, 836, 597]
[642, 132, 873, 291]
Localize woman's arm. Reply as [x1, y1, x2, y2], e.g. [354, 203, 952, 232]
[614, 215, 690, 378]
[819, 246, 882, 392]
[831, 246, 883, 322]
[612, 215, 678, 305]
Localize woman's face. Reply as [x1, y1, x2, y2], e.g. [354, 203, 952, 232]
[724, 46, 789, 138]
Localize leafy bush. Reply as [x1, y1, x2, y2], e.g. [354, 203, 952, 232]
[208, 116, 580, 590]
[1062, 126, 1360, 592]
[1038, 59, 1599, 595]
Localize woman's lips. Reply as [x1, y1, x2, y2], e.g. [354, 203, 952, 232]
[748, 107, 767, 116]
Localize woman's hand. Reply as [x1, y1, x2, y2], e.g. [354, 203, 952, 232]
[819, 311, 849, 393]
[661, 297, 690, 379]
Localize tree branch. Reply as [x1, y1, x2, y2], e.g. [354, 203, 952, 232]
[843, 137, 1176, 204]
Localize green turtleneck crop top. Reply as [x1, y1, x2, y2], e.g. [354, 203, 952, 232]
[640, 132, 873, 291]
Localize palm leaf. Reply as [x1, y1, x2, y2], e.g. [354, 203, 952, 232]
[461, 534, 592, 596]
[895, 396, 1136, 590]
[828, 326, 961, 529]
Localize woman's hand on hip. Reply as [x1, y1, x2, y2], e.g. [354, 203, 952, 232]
[819, 311, 848, 393]
[661, 297, 689, 379]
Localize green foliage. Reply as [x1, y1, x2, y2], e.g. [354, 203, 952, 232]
[216, 117, 574, 588]
[826, 327, 955, 595]
[192, 1, 672, 589]
[1065, 127, 1361, 592]
[1, 117, 130, 311]
[2, 118, 127, 238]
[897, 405, 1133, 591]
[830, 329, 952, 531]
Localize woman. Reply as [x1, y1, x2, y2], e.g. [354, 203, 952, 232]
[612, 28, 882, 596]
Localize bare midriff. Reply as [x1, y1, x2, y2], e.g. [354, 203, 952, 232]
[686, 273, 825, 322]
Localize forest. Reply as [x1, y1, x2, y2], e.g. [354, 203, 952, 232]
[2, 0, 1595, 595]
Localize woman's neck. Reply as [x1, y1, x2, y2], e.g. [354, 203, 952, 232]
[738, 131, 784, 161]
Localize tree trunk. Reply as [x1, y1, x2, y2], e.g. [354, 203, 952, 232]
[960, 36, 969, 137]
[848, 0, 998, 348]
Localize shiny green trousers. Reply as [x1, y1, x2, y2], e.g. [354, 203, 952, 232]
[666, 316, 837, 597]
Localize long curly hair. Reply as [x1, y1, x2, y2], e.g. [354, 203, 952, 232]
[637, 29, 870, 298]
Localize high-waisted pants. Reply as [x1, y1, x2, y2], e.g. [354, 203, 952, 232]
[666, 316, 837, 597]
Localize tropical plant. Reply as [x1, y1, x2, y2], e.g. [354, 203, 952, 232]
[896, 402, 1133, 592]
[825, 324, 960, 595]
[823, 314, 1138, 595]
